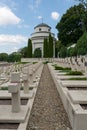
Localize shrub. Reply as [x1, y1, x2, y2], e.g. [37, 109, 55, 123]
[68, 77, 87, 80]
[0, 87, 8, 90]
[66, 71, 83, 75]
[55, 65, 71, 71]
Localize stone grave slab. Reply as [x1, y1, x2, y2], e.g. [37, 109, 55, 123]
[68, 90, 87, 104]
[55, 72, 67, 75]
[61, 80, 87, 87]
[0, 105, 29, 123]
[57, 75, 86, 80]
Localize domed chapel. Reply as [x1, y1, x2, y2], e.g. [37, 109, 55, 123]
[31, 23, 56, 57]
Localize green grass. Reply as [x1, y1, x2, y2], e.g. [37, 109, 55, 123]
[33, 62, 38, 64]
[68, 77, 87, 80]
[54, 65, 71, 71]
[29, 87, 33, 90]
[0, 87, 8, 90]
[66, 71, 83, 75]
[16, 62, 29, 64]
[43, 61, 49, 64]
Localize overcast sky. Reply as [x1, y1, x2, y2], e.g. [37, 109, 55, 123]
[0, 0, 79, 54]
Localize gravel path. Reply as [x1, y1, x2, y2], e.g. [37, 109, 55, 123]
[27, 64, 72, 130]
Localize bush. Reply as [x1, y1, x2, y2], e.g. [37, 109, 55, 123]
[59, 46, 67, 58]
[55, 65, 71, 71]
[66, 71, 83, 75]
[43, 61, 49, 64]
[76, 31, 87, 55]
[0, 87, 8, 90]
[68, 77, 87, 80]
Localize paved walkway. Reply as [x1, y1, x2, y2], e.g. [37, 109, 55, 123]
[27, 64, 72, 130]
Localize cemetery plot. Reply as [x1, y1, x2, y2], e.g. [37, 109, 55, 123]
[0, 61, 43, 129]
[48, 61, 87, 130]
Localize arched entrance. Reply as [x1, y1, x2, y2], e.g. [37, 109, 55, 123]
[33, 48, 42, 58]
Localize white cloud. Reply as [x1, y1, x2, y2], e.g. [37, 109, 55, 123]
[51, 12, 60, 20]
[0, 34, 27, 45]
[37, 16, 42, 19]
[0, 6, 21, 26]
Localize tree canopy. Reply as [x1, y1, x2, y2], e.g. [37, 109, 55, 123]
[56, 4, 86, 46]
[18, 47, 27, 58]
[75, 31, 87, 55]
[0, 53, 8, 61]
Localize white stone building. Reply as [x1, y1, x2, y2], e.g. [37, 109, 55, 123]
[31, 23, 56, 57]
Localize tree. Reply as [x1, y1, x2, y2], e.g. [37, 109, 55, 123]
[75, 0, 87, 30]
[76, 0, 87, 8]
[56, 4, 86, 46]
[59, 46, 67, 58]
[75, 31, 87, 55]
[27, 39, 32, 58]
[18, 47, 27, 58]
[49, 34, 53, 57]
[33, 48, 42, 58]
[0, 53, 8, 61]
[67, 47, 77, 56]
[7, 52, 21, 62]
[43, 38, 48, 57]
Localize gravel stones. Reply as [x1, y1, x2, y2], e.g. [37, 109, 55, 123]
[27, 64, 72, 130]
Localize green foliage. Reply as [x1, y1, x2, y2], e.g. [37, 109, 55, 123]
[49, 34, 53, 57]
[43, 34, 53, 58]
[76, 0, 87, 9]
[54, 65, 71, 70]
[7, 52, 21, 62]
[29, 87, 33, 90]
[66, 70, 83, 75]
[75, 31, 87, 55]
[43, 38, 48, 57]
[33, 62, 37, 64]
[56, 4, 85, 46]
[67, 47, 77, 56]
[27, 39, 32, 58]
[43, 61, 49, 64]
[68, 77, 87, 80]
[59, 46, 67, 58]
[17, 62, 29, 64]
[0, 53, 8, 61]
[0, 87, 8, 90]
[18, 47, 27, 58]
[33, 48, 42, 58]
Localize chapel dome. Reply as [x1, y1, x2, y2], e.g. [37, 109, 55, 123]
[34, 23, 51, 29]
